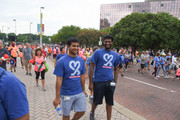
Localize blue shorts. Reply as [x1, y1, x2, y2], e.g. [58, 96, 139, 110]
[145, 62, 148, 67]
[61, 92, 87, 116]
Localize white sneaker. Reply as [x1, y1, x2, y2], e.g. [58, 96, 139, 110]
[155, 77, 158, 80]
[164, 76, 168, 79]
[166, 76, 169, 79]
[157, 75, 160, 78]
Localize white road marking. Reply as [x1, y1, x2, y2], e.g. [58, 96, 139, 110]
[120, 75, 176, 93]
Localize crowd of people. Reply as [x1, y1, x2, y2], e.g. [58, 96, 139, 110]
[0, 35, 180, 120]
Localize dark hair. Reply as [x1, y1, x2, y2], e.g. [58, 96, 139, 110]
[104, 35, 113, 42]
[93, 46, 98, 52]
[156, 53, 160, 56]
[60, 47, 64, 51]
[35, 48, 42, 56]
[67, 37, 79, 46]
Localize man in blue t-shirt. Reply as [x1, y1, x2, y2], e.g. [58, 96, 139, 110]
[89, 35, 119, 120]
[53, 37, 87, 120]
[54, 47, 66, 68]
[0, 67, 29, 120]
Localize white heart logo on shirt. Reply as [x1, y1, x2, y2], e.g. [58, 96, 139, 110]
[69, 61, 81, 76]
[103, 53, 113, 66]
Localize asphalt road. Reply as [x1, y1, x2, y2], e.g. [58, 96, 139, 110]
[114, 64, 180, 120]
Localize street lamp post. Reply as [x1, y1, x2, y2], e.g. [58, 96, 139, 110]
[40, 7, 44, 47]
[13, 19, 16, 41]
[30, 22, 32, 33]
[2, 26, 4, 33]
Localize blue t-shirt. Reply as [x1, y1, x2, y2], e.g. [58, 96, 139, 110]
[0, 68, 29, 120]
[154, 56, 160, 67]
[56, 53, 66, 60]
[53, 55, 86, 96]
[92, 48, 119, 82]
[119, 54, 125, 64]
[159, 57, 165, 65]
[85, 55, 95, 78]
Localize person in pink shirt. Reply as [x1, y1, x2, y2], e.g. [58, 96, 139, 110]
[173, 65, 180, 80]
[33, 48, 46, 91]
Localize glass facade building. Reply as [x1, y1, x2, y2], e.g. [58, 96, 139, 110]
[100, 0, 180, 30]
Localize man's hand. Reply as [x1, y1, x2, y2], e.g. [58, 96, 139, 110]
[83, 90, 88, 97]
[53, 97, 61, 109]
[85, 75, 88, 79]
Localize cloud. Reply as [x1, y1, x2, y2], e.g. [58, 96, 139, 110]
[0, 0, 144, 35]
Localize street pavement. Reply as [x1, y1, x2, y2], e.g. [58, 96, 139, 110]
[114, 64, 180, 120]
[11, 57, 130, 120]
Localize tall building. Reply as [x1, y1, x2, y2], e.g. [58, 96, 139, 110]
[100, 0, 180, 30]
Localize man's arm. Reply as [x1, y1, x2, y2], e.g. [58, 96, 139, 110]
[85, 64, 88, 79]
[89, 61, 95, 91]
[53, 76, 62, 108]
[15, 113, 29, 120]
[81, 74, 87, 95]
[114, 65, 119, 83]
[54, 60, 57, 68]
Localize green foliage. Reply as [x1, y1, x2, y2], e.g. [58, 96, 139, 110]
[77, 29, 107, 47]
[51, 25, 81, 44]
[110, 12, 180, 53]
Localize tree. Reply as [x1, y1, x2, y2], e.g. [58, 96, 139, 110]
[77, 29, 107, 47]
[110, 12, 180, 53]
[55, 25, 81, 44]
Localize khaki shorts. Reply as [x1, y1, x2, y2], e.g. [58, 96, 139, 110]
[24, 60, 32, 66]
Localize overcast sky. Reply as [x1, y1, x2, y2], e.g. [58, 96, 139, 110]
[0, 0, 144, 35]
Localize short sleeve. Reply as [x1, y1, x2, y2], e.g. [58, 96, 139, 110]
[4, 78, 29, 119]
[53, 59, 64, 77]
[81, 60, 86, 75]
[85, 57, 91, 65]
[56, 54, 59, 60]
[91, 51, 98, 64]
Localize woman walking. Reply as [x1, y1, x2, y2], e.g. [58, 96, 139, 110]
[33, 48, 46, 91]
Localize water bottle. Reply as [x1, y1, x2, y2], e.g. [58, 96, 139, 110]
[56, 104, 63, 116]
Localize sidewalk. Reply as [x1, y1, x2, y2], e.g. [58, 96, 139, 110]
[12, 57, 130, 120]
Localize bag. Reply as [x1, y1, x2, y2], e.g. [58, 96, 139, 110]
[44, 62, 49, 72]
[38, 62, 44, 72]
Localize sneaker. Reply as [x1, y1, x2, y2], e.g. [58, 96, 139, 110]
[125, 69, 128, 71]
[90, 112, 95, 120]
[22, 66, 24, 69]
[166, 76, 169, 79]
[26, 72, 28, 75]
[29, 73, 32, 76]
[155, 77, 158, 80]
[43, 87, 46, 91]
[121, 74, 124, 77]
[157, 75, 160, 78]
[89, 96, 93, 104]
[164, 76, 168, 79]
